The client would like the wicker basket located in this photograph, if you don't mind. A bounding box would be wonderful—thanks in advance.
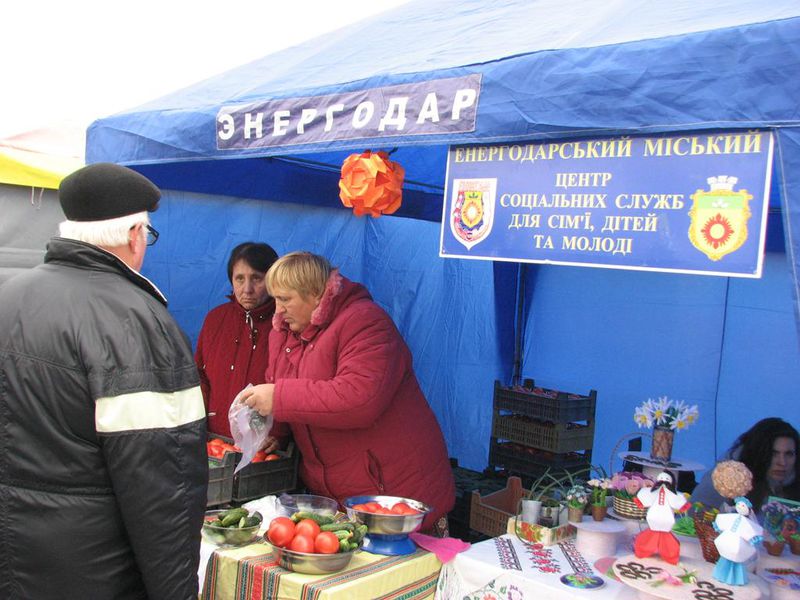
[612,495,646,519]
[693,512,720,563]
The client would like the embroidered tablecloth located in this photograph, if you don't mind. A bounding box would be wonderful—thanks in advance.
[435,534,637,599]
[200,542,441,600]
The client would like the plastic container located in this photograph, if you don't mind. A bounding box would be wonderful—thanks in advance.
[207,451,236,507]
[489,440,591,472]
[232,442,298,502]
[493,379,596,423]
[492,414,595,453]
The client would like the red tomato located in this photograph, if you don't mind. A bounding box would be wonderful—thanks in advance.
[208,438,226,446]
[265,454,281,461]
[364,502,382,513]
[288,534,316,553]
[207,444,225,459]
[251,450,267,463]
[351,503,367,512]
[314,531,340,554]
[267,517,296,548]
[391,502,419,515]
[294,518,321,539]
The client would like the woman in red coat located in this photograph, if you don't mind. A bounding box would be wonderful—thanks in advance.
[241,251,455,533]
[195,242,278,439]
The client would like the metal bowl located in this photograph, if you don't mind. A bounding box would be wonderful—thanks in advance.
[344,495,430,535]
[277,493,339,517]
[271,544,359,574]
[202,510,260,547]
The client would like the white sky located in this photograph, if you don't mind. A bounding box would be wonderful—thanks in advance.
[1,0,409,140]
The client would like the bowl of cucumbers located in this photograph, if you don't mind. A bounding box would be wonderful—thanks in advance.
[202,507,263,547]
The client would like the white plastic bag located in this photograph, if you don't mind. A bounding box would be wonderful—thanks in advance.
[229,384,273,474]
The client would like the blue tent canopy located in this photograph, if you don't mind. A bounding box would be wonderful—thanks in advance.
[87,0,800,474]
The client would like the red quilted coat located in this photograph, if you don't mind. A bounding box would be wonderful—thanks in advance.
[196,297,275,437]
[267,271,455,530]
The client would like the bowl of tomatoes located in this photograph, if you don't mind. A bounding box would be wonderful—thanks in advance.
[266,513,365,574]
[344,495,430,535]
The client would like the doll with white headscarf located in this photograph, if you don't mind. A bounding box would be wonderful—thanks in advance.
[712,496,763,585]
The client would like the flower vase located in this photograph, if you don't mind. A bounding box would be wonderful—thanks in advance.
[568,506,585,523]
[650,426,675,461]
[521,499,542,524]
[591,505,608,521]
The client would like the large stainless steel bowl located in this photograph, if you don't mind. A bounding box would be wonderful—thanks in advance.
[343,495,431,535]
[277,493,339,517]
[272,544,359,574]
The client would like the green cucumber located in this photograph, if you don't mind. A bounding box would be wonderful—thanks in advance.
[291,511,335,525]
[351,524,368,544]
[220,508,249,527]
[321,521,354,532]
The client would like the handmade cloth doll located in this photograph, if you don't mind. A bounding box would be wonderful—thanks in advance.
[634,471,691,564]
[712,497,763,586]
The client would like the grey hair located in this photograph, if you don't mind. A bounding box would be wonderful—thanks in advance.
[58,212,150,247]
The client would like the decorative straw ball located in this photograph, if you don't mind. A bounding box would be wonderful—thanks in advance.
[711,460,753,500]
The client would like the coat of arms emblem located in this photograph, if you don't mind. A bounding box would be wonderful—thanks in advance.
[449,178,497,250]
[688,176,753,261]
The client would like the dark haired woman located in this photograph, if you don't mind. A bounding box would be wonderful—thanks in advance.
[195,242,279,438]
[690,418,799,516]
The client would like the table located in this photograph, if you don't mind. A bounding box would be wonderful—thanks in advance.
[435,524,788,600]
[435,534,637,599]
[200,541,441,600]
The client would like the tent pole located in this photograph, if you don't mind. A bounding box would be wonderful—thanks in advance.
[511,263,526,385]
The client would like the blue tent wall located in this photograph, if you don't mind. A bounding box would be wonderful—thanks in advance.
[87,0,800,475]
[519,241,800,477]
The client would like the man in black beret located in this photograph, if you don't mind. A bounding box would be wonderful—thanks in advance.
[0,163,208,600]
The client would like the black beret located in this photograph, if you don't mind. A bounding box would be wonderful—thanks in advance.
[59,163,160,222]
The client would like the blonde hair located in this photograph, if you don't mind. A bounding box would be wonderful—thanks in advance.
[59,211,149,247]
[266,251,332,299]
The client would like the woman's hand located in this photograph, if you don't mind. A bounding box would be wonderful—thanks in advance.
[261,436,280,453]
[240,383,275,416]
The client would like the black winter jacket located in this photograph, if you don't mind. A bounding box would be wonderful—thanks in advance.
[0,238,208,600]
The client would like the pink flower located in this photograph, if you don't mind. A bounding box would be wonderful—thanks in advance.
[656,571,682,586]
[625,480,642,495]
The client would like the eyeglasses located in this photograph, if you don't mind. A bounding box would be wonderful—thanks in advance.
[144,224,159,246]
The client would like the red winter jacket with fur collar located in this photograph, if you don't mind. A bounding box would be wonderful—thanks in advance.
[267,271,455,530]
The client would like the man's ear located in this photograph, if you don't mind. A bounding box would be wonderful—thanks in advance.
[128,223,143,253]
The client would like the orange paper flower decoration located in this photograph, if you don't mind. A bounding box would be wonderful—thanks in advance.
[339,150,404,217]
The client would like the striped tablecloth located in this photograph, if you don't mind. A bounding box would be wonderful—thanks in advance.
[201,543,441,600]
